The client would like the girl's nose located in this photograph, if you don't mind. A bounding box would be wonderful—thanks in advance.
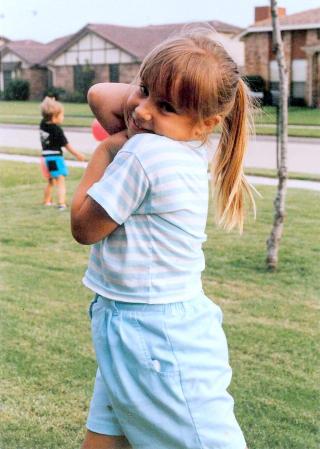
[135,100,152,121]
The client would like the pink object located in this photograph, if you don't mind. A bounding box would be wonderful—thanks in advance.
[92,119,109,141]
[40,157,50,179]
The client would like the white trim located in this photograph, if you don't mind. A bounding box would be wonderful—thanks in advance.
[239,23,320,39]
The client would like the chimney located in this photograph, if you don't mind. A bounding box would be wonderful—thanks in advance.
[254,6,286,22]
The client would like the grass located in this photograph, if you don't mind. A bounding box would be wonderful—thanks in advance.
[2,146,320,182]
[0,146,91,161]
[255,126,320,138]
[0,161,319,449]
[0,101,94,127]
[255,106,320,126]
[1,101,320,137]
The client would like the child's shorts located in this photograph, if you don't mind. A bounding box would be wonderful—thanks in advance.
[86,294,247,449]
[43,155,68,178]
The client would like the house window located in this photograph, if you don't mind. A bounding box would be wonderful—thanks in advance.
[291,59,306,102]
[47,69,53,89]
[109,64,119,82]
[73,64,95,95]
[3,70,12,89]
[74,65,83,91]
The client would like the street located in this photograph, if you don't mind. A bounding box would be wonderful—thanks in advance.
[1,124,319,174]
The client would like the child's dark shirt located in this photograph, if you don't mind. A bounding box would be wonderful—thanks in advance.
[40,119,68,157]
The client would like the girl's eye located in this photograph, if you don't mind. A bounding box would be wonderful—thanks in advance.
[140,84,149,97]
[159,101,176,113]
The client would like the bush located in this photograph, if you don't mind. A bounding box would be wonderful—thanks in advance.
[243,75,266,93]
[4,79,30,100]
[43,86,66,101]
[61,90,86,103]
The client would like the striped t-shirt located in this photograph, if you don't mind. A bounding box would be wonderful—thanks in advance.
[83,133,209,304]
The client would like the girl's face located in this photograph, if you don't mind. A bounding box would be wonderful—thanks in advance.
[125,83,204,141]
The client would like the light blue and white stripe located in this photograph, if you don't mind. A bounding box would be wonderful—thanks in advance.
[83,133,209,304]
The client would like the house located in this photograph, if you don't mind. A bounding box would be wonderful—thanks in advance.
[0,36,71,99]
[240,6,320,107]
[44,20,243,94]
[0,20,243,100]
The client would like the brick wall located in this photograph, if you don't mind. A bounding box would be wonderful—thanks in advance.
[291,30,307,59]
[54,66,74,92]
[119,63,140,83]
[53,63,141,91]
[22,67,48,100]
[93,65,109,84]
[244,32,270,84]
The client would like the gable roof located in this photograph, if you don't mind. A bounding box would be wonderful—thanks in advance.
[1,35,72,66]
[241,7,320,37]
[44,20,243,63]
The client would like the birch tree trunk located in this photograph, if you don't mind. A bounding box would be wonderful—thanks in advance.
[266,0,289,270]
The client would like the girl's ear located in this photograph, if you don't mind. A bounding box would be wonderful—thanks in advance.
[203,115,221,131]
[194,115,221,139]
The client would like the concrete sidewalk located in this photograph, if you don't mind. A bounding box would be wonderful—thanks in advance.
[1,123,320,175]
[1,153,319,191]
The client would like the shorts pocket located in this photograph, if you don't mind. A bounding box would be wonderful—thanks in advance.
[133,317,180,377]
[88,294,99,320]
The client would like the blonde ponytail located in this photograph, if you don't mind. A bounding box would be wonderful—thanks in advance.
[212,79,256,233]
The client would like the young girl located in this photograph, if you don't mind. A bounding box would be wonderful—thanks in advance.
[40,97,85,209]
[71,30,254,449]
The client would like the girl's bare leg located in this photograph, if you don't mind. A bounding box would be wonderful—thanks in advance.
[43,178,54,204]
[56,175,66,206]
[81,430,131,449]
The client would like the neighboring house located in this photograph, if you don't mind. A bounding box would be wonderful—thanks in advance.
[0,36,71,99]
[240,6,320,107]
[0,20,243,99]
[0,36,10,47]
[44,21,243,92]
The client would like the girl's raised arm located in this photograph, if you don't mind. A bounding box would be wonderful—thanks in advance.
[87,82,132,135]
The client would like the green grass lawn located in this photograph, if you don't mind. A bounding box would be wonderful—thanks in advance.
[255,106,320,126]
[0,101,94,127]
[1,101,320,137]
[0,161,319,449]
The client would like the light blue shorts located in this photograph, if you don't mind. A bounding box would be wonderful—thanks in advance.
[87,294,246,449]
[44,155,68,178]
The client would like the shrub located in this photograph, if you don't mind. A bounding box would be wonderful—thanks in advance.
[243,75,266,93]
[43,87,66,101]
[4,79,30,100]
[61,90,87,103]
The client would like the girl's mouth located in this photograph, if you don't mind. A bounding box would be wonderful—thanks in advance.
[130,116,153,134]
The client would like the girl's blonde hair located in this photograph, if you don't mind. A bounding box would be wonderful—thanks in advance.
[40,96,63,121]
[139,29,255,233]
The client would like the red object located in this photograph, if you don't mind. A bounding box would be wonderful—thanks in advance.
[40,156,50,180]
[91,119,109,141]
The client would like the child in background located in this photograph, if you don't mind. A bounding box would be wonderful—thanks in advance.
[40,97,85,209]
[72,29,254,449]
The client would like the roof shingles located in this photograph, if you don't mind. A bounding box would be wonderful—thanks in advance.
[253,7,320,28]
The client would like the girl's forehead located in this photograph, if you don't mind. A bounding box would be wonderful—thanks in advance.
[141,77,177,102]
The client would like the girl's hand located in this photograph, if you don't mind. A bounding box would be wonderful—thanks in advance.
[77,153,86,162]
[107,130,129,160]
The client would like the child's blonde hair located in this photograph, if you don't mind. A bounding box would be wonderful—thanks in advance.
[138,29,255,233]
[40,96,63,121]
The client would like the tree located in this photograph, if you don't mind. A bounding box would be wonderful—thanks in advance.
[266,0,289,270]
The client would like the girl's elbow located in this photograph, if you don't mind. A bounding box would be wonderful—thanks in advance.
[71,219,93,245]
[71,226,91,245]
